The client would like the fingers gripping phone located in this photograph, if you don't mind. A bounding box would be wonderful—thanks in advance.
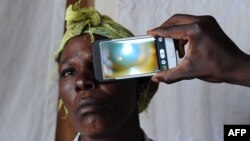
[93,36,177,82]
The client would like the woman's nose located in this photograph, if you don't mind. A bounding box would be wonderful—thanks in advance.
[76,80,96,91]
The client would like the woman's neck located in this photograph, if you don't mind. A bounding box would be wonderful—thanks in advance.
[80,109,144,141]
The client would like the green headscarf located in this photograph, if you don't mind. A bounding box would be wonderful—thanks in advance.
[56,2,158,114]
[55,3,133,57]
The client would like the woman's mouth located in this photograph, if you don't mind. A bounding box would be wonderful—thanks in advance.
[76,97,105,116]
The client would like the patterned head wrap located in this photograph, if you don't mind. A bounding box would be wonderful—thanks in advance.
[55,3,133,57]
[56,2,158,114]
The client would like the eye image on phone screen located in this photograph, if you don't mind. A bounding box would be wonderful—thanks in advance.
[100,38,159,79]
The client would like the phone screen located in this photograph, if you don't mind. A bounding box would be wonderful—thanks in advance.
[100,37,159,79]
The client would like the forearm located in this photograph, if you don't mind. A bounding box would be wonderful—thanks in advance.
[223,53,250,87]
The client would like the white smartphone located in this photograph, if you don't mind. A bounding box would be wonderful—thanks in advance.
[93,35,177,82]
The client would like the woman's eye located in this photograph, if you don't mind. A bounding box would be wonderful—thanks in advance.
[61,68,77,77]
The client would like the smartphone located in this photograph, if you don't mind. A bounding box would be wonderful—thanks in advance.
[93,35,177,82]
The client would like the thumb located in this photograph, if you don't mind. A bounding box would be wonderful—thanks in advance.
[151,63,192,84]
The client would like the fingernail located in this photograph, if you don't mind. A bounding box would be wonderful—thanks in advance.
[151,77,159,83]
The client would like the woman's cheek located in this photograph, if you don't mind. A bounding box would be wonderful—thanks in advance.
[60,81,77,108]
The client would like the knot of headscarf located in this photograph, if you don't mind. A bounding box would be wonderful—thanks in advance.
[55,4,133,58]
[56,3,158,114]
[66,5,101,28]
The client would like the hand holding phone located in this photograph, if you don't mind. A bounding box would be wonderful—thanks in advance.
[93,36,177,82]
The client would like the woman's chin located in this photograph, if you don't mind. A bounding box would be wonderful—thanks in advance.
[77,114,116,137]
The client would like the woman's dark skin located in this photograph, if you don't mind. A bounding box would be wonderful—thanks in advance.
[148,14,250,87]
[58,35,145,141]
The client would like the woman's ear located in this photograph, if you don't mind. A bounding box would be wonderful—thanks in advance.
[137,77,159,95]
[136,77,159,112]
[136,77,148,99]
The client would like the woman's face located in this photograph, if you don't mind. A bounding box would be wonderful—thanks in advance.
[58,35,138,137]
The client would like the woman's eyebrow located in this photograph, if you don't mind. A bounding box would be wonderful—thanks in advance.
[59,58,73,66]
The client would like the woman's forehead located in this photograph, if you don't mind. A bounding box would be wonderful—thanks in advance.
[59,35,93,63]
[58,34,109,65]
[66,35,92,52]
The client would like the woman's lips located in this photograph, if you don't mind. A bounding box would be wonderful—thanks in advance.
[76,98,105,116]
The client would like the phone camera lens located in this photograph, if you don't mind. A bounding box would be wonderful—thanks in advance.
[161,60,166,64]
[158,37,163,42]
